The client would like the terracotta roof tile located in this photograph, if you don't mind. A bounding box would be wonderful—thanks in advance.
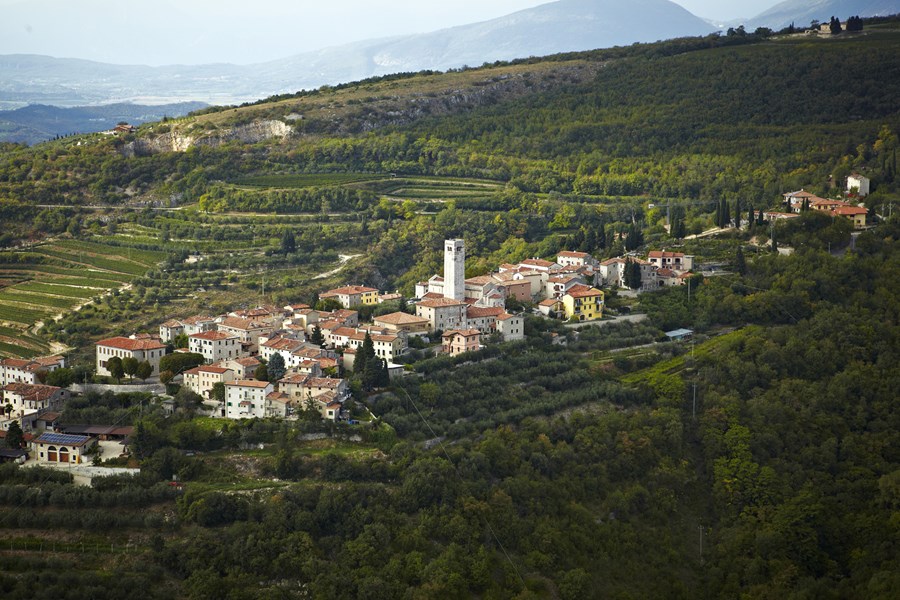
[96,336,165,351]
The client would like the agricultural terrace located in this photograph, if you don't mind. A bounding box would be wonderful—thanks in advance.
[200,173,506,214]
[0,239,165,357]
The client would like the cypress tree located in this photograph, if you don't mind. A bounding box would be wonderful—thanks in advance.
[5,421,24,449]
[311,325,324,346]
[356,333,375,375]
[735,246,747,275]
[583,228,597,252]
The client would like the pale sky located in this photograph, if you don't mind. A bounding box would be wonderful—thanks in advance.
[0,0,781,65]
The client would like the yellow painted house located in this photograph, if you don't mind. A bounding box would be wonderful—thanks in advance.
[562,285,605,321]
[320,285,379,308]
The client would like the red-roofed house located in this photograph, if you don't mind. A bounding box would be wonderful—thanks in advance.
[562,285,604,321]
[811,199,851,212]
[224,380,274,419]
[465,305,505,334]
[647,250,694,272]
[319,285,379,308]
[181,315,217,336]
[217,317,273,354]
[832,205,868,228]
[538,298,563,317]
[545,274,585,299]
[279,375,349,403]
[0,356,65,386]
[415,297,467,332]
[183,365,235,399]
[519,258,562,272]
[492,277,532,303]
[259,334,308,364]
[219,356,262,379]
[96,337,166,378]
[496,313,524,341]
[557,251,598,269]
[783,189,828,212]
[189,331,241,364]
[2,383,67,420]
[266,391,293,418]
[442,329,482,356]
[373,312,431,335]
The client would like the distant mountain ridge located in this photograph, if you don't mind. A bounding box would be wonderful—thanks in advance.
[0,0,714,110]
[746,0,900,29]
[0,102,208,145]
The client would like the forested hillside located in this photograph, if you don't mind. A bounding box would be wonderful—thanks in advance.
[0,23,899,600]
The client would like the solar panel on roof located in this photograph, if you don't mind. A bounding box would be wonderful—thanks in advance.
[37,433,90,445]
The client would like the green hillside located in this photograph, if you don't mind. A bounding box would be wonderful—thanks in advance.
[0,24,899,600]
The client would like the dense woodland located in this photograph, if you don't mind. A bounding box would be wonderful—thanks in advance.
[1,22,899,600]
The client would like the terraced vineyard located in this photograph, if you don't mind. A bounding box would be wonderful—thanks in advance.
[368,176,505,203]
[222,173,507,210]
[234,173,390,188]
[0,239,167,358]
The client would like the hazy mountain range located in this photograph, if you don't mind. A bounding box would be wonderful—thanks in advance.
[747,0,900,30]
[0,0,897,145]
[0,0,715,109]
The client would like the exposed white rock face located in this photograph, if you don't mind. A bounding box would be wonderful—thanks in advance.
[123,120,292,156]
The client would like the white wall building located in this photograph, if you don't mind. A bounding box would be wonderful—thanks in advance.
[847,173,870,197]
[95,337,165,378]
[0,356,65,386]
[224,380,274,420]
[189,331,241,364]
[497,313,525,341]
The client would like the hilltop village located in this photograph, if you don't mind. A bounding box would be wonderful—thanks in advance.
[0,237,702,464]
[0,168,878,466]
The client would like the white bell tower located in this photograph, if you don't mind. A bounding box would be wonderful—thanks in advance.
[444,239,465,301]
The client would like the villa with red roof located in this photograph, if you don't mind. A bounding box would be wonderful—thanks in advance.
[183,365,236,399]
[0,356,65,386]
[189,331,241,364]
[95,336,166,378]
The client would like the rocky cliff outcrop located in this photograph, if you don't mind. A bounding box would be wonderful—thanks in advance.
[122,119,292,156]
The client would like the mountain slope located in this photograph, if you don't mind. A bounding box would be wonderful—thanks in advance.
[330,0,715,73]
[0,0,714,109]
[748,0,900,29]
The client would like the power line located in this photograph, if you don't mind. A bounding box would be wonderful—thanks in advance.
[398,388,525,586]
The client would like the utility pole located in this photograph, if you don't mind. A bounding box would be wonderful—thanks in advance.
[699,525,703,562]
[692,382,697,419]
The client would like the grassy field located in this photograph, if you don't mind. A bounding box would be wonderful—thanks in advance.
[0,238,168,358]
